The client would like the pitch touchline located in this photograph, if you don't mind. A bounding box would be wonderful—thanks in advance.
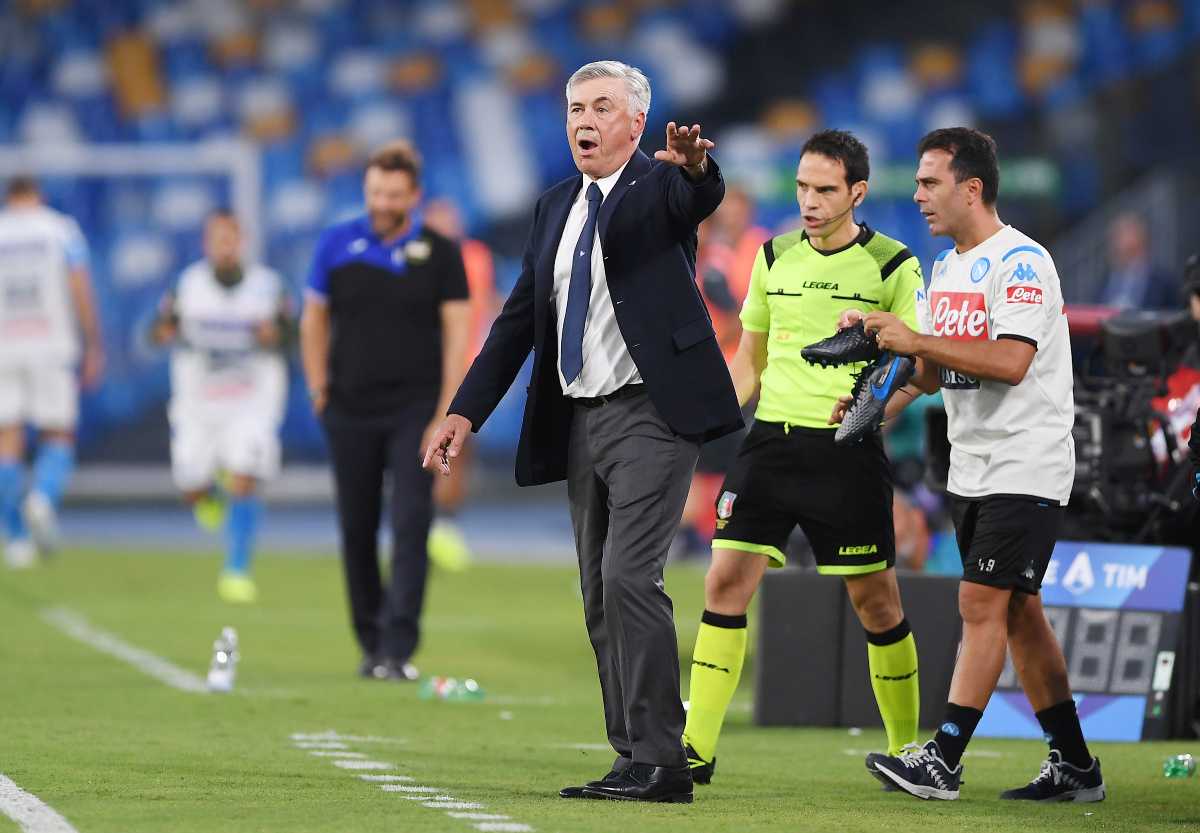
[292,732,535,832]
[40,607,208,694]
[0,773,80,833]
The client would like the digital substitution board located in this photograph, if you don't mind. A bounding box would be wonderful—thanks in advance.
[976,542,1192,742]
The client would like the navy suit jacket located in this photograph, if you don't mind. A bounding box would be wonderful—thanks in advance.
[448,149,743,486]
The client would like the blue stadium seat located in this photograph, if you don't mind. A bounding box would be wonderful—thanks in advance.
[965,23,1024,119]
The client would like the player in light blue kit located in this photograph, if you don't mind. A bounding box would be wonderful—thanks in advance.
[0,177,104,568]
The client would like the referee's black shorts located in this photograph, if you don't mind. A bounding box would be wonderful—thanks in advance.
[712,421,895,575]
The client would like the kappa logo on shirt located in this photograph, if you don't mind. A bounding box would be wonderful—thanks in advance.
[1006,285,1043,305]
[930,291,989,340]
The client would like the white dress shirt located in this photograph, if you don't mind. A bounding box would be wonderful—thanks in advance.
[553,160,642,397]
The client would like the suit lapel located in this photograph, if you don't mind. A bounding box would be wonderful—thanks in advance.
[597,149,652,246]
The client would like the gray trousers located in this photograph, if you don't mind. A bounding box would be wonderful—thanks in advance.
[567,390,700,768]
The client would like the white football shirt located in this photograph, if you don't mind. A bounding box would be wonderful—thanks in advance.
[917,225,1075,503]
[168,261,288,426]
[0,204,89,365]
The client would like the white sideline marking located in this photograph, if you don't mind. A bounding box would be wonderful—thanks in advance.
[40,607,208,694]
[291,731,406,745]
[424,801,484,810]
[379,785,439,793]
[488,695,559,706]
[0,773,79,833]
[293,730,536,830]
[332,760,394,771]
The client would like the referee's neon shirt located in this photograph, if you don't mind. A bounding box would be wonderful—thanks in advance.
[740,224,924,428]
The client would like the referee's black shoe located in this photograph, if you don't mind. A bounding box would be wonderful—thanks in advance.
[558,767,629,799]
[801,321,882,367]
[581,763,693,803]
[685,743,715,785]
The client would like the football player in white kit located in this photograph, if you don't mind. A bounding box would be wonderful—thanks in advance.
[151,211,291,603]
[0,177,105,568]
[834,129,1104,803]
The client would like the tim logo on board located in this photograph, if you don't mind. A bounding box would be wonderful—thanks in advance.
[1042,542,1191,611]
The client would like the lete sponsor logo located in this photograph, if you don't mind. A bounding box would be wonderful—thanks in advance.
[1006,285,1043,305]
[930,291,989,339]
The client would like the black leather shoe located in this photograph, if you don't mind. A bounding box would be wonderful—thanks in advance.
[558,768,627,799]
[581,763,693,803]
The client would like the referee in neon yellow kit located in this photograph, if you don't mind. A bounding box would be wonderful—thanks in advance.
[682,130,925,788]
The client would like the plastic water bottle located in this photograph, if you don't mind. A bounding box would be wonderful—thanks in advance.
[418,676,485,702]
[206,627,239,693]
[1163,754,1196,778]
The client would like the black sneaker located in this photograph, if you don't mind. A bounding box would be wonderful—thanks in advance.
[864,753,900,791]
[801,321,882,367]
[867,740,961,800]
[358,654,380,678]
[1000,750,1105,802]
[685,743,715,785]
[834,351,915,447]
[362,657,419,682]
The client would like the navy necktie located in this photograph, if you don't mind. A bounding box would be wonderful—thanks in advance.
[561,182,602,385]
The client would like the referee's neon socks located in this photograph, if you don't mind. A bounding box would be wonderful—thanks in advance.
[866,619,920,755]
[683,610,747,763]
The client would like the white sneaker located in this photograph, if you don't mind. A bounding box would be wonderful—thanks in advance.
[4,538,37,569]
[22,491,58,556]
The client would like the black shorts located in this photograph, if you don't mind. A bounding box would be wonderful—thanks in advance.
[712,421,895,575]
[951,494,1064,594]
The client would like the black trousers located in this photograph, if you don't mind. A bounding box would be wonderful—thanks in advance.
[323,397,435,662]
[567,391,700,768]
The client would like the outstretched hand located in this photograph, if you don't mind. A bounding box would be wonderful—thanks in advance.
[421,414,472,476]
[653,122,714,172]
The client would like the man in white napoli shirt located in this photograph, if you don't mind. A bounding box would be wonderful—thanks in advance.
[0,177,104,568]
[843,128,1104,804]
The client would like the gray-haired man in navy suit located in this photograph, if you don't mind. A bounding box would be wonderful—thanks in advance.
[422,60,740,803]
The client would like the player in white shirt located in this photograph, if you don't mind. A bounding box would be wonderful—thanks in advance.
[0,177,104,568]
[151,211,292,603]
[840,129,1104,803]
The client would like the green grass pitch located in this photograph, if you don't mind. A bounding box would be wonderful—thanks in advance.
[1,549,1197,832]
